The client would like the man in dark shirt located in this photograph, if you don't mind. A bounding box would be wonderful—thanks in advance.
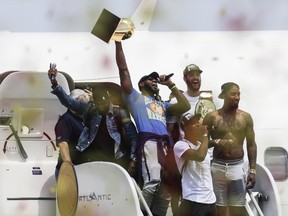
[49,68,138,176]
[54,89,89,179]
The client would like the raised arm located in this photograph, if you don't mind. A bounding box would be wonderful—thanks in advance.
[159,76,190,116]
[182,125,208,162]
[48,68,88,115]
[115,41,133,94]
[166,85,190,116]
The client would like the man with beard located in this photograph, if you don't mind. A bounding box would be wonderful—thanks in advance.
[115,41,190,216]
[202,82,257,216]
[167,64,207,215]
[167,64,204,141]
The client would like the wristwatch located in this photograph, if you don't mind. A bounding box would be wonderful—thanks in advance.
[249,169,256,175]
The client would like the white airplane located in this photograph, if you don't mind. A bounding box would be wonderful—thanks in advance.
[0,1,288,215]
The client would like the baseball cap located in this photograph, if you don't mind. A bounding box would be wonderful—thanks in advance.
[183,64,203,75]
[180,113,202,128]
[138,71,159,87]
[218,82,239,99]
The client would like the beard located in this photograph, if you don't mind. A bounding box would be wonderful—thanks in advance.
[188,81,201,92]
[144,82,159,94]
[231,101,239,109]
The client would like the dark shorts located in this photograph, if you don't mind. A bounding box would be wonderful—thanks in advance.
[179,199,216,216]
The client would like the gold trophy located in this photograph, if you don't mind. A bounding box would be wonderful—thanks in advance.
[91,9,135,43]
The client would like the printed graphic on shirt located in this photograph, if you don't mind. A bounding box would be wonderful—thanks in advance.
[144,97,166,125]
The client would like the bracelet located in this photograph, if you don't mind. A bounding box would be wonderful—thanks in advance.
[122,118,131,124]
[215,139,220,144]
[169,85,176,90]
[203,134,208,137]
[249,169,256,175]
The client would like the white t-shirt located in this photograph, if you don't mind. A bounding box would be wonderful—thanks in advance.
[168,91,214,160]
[168,91,199,139]
[173,139,216,204]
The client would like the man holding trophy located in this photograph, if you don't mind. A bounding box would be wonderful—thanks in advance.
[91,8,191,216]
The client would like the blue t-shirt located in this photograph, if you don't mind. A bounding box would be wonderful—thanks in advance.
[123,89,170,135]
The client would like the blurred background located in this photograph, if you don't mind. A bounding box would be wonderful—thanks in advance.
[1,0,288,129]
[1,0,288,32]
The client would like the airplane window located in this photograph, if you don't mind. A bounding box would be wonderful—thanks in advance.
[264,147,288,181]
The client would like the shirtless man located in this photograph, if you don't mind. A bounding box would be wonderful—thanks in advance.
[202,82,257,216]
